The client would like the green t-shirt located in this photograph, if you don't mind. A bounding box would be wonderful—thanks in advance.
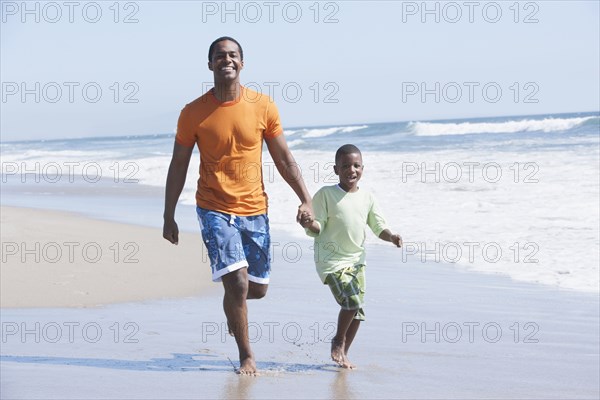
[306,185,388,283]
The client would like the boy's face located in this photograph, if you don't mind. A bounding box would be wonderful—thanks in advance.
[334,152,363,192]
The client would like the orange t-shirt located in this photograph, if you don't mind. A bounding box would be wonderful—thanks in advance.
[175,86,283,216]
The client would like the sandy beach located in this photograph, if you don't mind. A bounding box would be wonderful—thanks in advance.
[1,206,599,399]
[1,206,214,308]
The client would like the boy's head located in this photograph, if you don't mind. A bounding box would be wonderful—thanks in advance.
[334,144,363,192]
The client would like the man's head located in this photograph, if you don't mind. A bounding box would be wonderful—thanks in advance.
[208,37,244,84]
[334,144,363,192]
[208,36,244,61]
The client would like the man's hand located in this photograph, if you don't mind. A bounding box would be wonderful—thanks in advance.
[163,219,180,245]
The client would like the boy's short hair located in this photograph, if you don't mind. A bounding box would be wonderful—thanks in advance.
[335,144,362,163]
[208,36,244,61]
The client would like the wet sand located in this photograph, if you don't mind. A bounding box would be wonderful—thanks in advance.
[1,207,598,399]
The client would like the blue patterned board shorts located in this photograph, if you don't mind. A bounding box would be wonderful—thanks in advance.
[196,207,271,284]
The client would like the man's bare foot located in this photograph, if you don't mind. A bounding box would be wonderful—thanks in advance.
[237,356,257,376]
[331,338,346,366]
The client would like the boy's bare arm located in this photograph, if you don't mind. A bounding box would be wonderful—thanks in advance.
[378,229,402,247]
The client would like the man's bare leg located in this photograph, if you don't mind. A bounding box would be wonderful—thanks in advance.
[247,281,268,299]
[331,309,357,369]
[226,282,267,336]
[222,268,256,375]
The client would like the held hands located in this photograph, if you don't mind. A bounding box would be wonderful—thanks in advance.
[296,202,314,226]
[299,210,320,234]
[299,206,323,235]
[299,211,313,228]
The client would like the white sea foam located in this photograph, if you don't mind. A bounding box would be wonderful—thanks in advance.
[301,125,368,138]
[409,116,596,136]
[1,149,120,162]
[286,139,305,148]
[263,146,600,294]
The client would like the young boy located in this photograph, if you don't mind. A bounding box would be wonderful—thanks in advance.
[299,144,402,369]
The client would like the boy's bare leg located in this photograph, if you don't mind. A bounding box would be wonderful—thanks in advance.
[222,268,256,375]
[332,309,358,369]
[344,319,361,359]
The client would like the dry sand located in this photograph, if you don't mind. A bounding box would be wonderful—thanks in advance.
[1,206,214,308]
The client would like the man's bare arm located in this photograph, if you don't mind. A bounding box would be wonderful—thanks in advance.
[163,141,194,244]
[265,134,313,222]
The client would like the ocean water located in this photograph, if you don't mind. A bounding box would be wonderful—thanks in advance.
[1,111,599,293]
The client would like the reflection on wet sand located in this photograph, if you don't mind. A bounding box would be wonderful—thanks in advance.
[330,368,357,400]
[223,372,257,399]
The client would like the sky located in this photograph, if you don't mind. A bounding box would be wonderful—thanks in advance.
[1,0,599,141]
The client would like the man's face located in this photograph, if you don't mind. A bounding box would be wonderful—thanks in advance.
[334,152,364,192]
[208,40,244,83]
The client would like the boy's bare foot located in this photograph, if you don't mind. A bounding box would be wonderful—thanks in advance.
[237,356,257,375]
[331,338,346,366]
[341,357,356,369]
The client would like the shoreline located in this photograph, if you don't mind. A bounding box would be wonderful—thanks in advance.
[0,206,216,308]
[2,203,596,309]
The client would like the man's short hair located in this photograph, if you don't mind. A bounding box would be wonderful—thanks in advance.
[208,36,244,61]
[335,144,362,163]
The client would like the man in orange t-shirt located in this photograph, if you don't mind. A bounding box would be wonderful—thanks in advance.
[163,37,313,375]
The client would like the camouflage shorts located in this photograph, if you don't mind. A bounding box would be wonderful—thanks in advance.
[325,264,366,321]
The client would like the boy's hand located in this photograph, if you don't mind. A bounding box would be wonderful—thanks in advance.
[378,229,402,247]
[391,234,403,248]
